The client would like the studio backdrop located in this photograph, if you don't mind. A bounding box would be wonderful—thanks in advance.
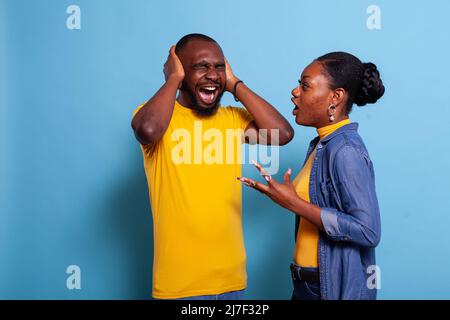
[1,0,450,299]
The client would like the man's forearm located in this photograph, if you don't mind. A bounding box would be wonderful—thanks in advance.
[131,76,180,145]
[234,81,294,145]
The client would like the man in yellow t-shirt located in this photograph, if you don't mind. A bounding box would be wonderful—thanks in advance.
[131,33,294,299]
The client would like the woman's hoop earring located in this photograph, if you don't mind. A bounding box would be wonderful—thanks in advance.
[328,104,336,122]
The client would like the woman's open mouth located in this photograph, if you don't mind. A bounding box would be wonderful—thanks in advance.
[292,105,299,115]
[197,85,220,106]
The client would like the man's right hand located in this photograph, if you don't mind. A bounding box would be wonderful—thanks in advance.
[163,45,185,88]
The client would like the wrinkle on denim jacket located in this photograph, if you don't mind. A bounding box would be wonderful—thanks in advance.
[294,122,381,300]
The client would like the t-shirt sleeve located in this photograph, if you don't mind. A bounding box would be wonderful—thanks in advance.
[231,106,254,131]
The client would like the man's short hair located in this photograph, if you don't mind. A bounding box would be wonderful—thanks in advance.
[175,33,219,54]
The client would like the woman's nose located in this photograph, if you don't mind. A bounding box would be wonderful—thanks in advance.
[291,86,300,98]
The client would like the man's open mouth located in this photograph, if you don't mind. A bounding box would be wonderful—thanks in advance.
[197,85,220,106]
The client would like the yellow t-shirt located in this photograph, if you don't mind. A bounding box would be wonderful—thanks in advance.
[293,119,351,267]
[132,100,253,299]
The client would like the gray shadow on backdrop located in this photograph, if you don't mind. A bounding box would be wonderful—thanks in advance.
[103,139,154,299]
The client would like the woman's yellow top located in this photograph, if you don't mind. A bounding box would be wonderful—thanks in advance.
[293,119,351,267]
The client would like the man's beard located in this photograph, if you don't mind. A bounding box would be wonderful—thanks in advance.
[182,86,224,117]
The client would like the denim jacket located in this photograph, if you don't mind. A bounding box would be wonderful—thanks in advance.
[295,122,381,300]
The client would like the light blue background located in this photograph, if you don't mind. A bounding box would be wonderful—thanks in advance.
[1,0,449,299]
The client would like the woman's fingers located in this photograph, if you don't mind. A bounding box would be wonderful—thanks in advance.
[251,160,265,173]
[251,160,272,182]
[284,168,292,184]
[237,177,270,194]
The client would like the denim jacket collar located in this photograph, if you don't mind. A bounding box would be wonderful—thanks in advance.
[308,122,359,149]
[319,122,359,143]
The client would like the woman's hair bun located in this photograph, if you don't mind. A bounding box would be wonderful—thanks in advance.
[354,62,385,106]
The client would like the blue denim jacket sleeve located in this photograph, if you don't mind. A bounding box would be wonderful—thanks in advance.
[320,145,381,248]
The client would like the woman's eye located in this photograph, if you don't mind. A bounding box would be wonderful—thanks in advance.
[298,80,307,90]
